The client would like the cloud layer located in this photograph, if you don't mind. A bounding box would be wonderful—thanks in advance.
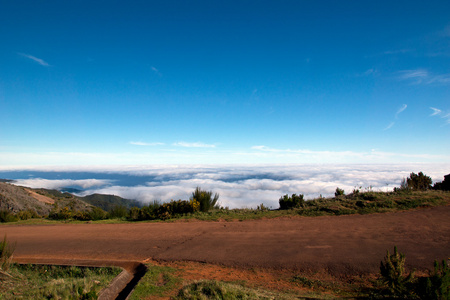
[6,164,449,209]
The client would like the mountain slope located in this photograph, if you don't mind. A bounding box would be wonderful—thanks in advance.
[79,194,142,212]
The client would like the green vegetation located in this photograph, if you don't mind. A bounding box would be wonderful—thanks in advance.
[372,246,450,299]
[0,235,120,299]
[79,193,142,211]
[335,187,345,197]
[0,264,121,299]
[192,186,220,212]
[279,193,305,209]
[128,264,180,300]
[378,246,415,297]
[0,235,15,272]
[434,173,450,191]
[407,172,433,191]
[177,280,275,299]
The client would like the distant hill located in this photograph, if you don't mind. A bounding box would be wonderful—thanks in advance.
[79,194,142,212]
[0,182,52,215]
[0,182,93,216]
[0,182,142,216]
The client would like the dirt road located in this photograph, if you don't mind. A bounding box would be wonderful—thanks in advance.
[1,206,449,275]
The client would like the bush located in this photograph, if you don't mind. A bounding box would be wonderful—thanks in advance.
[108,205,128,219]
[407,172,432,191]
[335,187,345,197]
[279,194,304,209]
[0,235,15,271]
[192,187,219,212]
[128,207,142,221]
[416,259,450,300]
[48,207,72,220]
[87,207,106,221]
[379,246,415,297]
[0,210,18,223]
[16,209,40,220]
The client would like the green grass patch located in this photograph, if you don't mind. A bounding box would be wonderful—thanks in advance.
[128,264,180,300]
[0,264,121,299]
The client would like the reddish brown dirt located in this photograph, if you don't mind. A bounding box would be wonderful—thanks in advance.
[1,206,449,276]
[25,189,55,204]
[24,188,55,204]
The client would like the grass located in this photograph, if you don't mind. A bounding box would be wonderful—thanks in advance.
[129,263,337,299]
[1,190,449,225]
[0,264,121,299]
[128,264,180,299]
[171,190,450,222]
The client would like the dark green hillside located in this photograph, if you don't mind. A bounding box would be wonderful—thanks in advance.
[79,193,142,212]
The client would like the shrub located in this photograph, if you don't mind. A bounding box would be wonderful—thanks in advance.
[108,205,129,219]
[279,194,304,209]
[191,187,219,212]
[16,209,40,220]
[0,235,15,271]
[379,246,415,297]
[407,172,432,191]
[48,206,72,220]
[335,187,345,197]
[416,259,450,300]
[0,210,18,223]
[86,207,106,221]
[128,207,142,221]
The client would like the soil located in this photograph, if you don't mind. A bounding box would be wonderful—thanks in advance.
[24,188,55,204]
[1,206,449,277]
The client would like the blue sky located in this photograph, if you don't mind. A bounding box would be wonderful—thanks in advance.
[1,0,449,166]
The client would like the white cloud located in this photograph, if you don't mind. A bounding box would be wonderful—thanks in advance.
[130,141,164,146]
[429,107,450,125]
[384,122,395,130]
[6,164,450,209]
[398,69,450,85]
[173,142,216,148]
[18,53,50,67]
[430,107,442,116]
[396,104,407,117]
[14,178,111,190]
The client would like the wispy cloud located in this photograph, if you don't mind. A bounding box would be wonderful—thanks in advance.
[383,122,395,131]
[430,107,442,116]
[395,104,407,118]
[398,69,450,85]
[383,104,407,130]
[383,49,412,55]
[18,53,50,67]
[173,142,216,148]
[130,141,165,146]
[429,107,450,125]
[151,66,162,77]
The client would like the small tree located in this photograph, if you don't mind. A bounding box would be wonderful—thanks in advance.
[416,259,450,300]
[433,174,450,191]
[407,172,432,191]
[192,187,219,212]
[379,246,415,297]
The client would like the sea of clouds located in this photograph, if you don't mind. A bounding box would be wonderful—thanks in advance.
[1,164,449,209]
